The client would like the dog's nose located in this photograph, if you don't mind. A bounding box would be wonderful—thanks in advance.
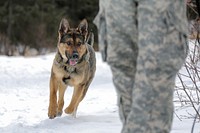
[72,52,79,59]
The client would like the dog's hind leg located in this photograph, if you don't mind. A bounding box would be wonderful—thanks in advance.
[57,83,67,117]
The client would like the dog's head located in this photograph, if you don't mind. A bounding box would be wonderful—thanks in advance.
[57,18,88,66]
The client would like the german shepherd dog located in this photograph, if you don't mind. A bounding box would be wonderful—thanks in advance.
[48,18,96,119]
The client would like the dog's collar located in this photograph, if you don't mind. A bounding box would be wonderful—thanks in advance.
[54,52,75,73]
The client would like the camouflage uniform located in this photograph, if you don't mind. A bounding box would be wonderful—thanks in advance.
[94,0,188,133]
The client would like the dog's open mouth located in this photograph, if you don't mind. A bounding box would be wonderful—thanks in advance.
[69,59,78,66]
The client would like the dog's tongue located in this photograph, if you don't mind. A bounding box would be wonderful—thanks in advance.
[69,59,78,66]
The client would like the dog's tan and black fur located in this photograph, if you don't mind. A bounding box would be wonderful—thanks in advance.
[48,18,96,119]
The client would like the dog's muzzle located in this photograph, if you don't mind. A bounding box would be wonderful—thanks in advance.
[69,52,79,66]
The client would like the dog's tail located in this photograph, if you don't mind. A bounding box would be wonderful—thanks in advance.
[86,31,94,46]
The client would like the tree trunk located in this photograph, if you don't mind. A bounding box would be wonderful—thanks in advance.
[7,0,12,40]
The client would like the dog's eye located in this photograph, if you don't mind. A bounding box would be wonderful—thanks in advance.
[77,42,82,46]
[67,41,71,46]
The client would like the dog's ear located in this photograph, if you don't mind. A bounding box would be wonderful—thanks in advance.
[77,19,88,36]
[59,18,70,35]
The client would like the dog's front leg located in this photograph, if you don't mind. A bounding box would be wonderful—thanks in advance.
[65,84,89,118]
[48,74,58,119]
[57,82,67,117]
[65,85,82,117]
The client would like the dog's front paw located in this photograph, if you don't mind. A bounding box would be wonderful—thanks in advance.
[65,106,75,114]
[48,106,57,119]
[48,113,56,119]
[65,107,77,118]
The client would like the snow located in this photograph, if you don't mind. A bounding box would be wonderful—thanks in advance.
[0,52,199,133]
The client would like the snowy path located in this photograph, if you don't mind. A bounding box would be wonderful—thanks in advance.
[0,53,199,133]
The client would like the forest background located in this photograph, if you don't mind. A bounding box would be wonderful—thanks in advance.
[0,0,199,56]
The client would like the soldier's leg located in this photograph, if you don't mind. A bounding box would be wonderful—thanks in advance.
[106,1,138,124]
[110,64,136,123]
[122,1,188,133]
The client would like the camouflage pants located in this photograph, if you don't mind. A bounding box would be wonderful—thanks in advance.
[94,0,188,132]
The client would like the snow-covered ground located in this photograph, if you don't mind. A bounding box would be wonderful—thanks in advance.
[0,52,199,133]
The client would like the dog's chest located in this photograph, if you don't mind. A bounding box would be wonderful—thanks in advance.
[63,69,86,86]
[54,64,87,86]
